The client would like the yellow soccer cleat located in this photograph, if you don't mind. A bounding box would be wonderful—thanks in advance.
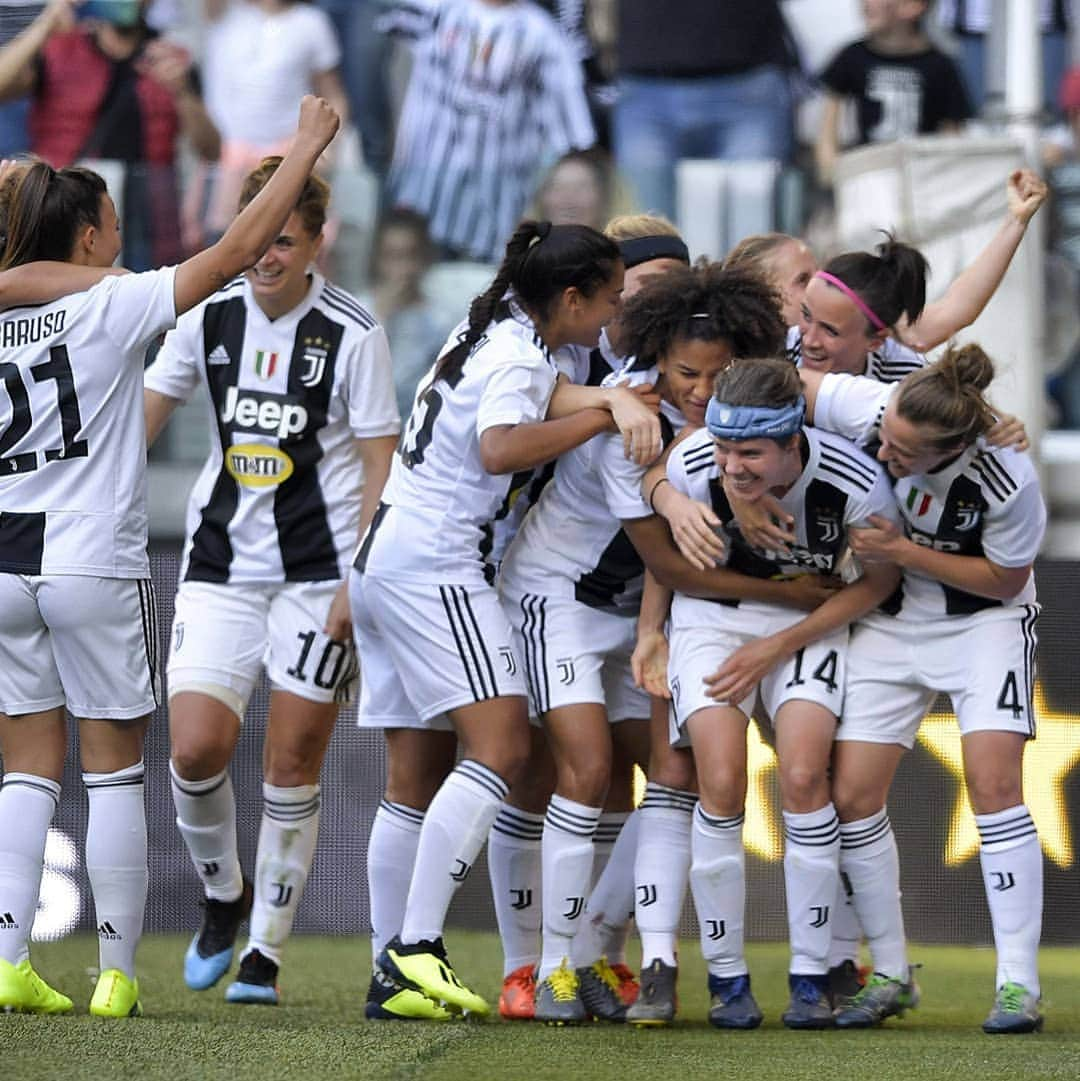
[0,958,73,1015]
[380,936,490,1017]
[365,968,454,1021]
[89,969,142,1018]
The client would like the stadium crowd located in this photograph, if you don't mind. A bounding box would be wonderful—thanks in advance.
[0,0,1072,1042]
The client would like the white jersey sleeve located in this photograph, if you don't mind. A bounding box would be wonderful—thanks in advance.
[341,324,401,439]
[596,433,651,521]
[813,373,894,448]
[144,304,205,404]
[477,339,556,434]
[977,448,1046,568]
[102,267,178,354]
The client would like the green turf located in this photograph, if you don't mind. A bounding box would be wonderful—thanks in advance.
[5,934,1080,1080]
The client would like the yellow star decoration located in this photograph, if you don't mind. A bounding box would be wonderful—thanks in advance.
[918,683,1080,869]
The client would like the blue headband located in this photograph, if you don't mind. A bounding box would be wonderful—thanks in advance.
[705,396,806,441]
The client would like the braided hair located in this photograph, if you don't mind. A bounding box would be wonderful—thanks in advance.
[617,261,786,372]
[435,220,620,382]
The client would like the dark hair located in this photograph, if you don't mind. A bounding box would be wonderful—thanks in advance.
[618,261,786,371]
[238,156,329,237]
[369,206,434,281]
[821,233,929,334]
[894,342,997,449]
[712,356,804,443]
[435,220,620,382]
[0,162,107,269]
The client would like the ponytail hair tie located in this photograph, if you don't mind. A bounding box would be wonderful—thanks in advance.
[531,221,552,246]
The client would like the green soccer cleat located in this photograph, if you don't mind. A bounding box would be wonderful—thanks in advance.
[89,969,142,1018]
[834,971,919,1028]
[365,968,454,1021]
[379,936,489,1017]
[0,958,73,1015]
[534,960,586,1025]
[982,982,1043,1035]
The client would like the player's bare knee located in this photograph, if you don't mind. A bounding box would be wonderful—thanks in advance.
[169,735,234,782]
[779,763,829,813]
[698,768,746,818]
[555,759,609,807]
[832,782,884,823]
[966,772,1023,816]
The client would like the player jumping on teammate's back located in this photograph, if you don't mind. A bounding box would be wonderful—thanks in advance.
[353,220,662,1020]
[145,154,399,1007]
[0,96,340,1017]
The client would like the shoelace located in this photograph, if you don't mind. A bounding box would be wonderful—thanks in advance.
[591,957,621,994]
[548,964,579,1002]
[998,982,1029,1013]
[794,978,826,1004]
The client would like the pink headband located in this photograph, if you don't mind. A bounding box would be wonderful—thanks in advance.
[815,271,887,332]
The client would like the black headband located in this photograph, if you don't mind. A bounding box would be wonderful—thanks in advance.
[618,234,690,269]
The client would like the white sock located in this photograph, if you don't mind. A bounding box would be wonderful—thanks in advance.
[169,762,243,902]
[367,800,424,965]
[488,805,543,976]
[690,805,747,979]
[826,870,861,969]
[245,783,320,966]
[539,794,601,979]
[635,783,694,967]
[839,809,907,980]
[0,773,60,964]
[977,805,1042,996]
[84,762,147,980]
[573,811,637,967]
[400,760,508,945]
[783,803,840,976]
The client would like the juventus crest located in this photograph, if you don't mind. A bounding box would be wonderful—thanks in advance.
[300,337,330,387]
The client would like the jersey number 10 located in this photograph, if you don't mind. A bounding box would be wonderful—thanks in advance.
[0,346,88,475]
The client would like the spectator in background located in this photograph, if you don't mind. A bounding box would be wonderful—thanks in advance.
[937,0,1072,118]
[613,0,798,222]
[0,1,43,156]
[191,0,348,245]
[0,0,220,269]
[382,0,595,263]
[533,148,613,232]
[815,0,972,188]
[362,208,455,417]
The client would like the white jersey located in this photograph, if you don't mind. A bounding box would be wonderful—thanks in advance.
[665,425,899,636]
[145,273,399,585]
[786,325,926,383]
[809,370,1046,622]
[0,268,177,578]
[501,363,683,612]
[356,304,559,586]
[384,0,595,261]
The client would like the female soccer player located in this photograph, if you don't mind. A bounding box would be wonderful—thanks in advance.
[661,356,900,1030]
[143,159,399,1005]
[498,259,789,1024]
[0,96,340,1017]
[803,345,1046,1035]
[352,221,659,1020]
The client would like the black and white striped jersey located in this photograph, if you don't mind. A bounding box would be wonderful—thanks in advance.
[665,425,898,635]
[355,303,559,587]
[0,268,177,578]
[501,362,684,613]
[786,325,926,384]
[383,0,595,261]
[808,370,1046,621]
[145,273,399,585]
[880,443,1044,621]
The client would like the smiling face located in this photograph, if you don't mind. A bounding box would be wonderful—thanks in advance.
[767,238,817,327]
[798,275,885,375]
[657,336,733,428]
[560,263,625,349]
[713,432,801,501]
[247,210,322,319]
[876,402,961,479]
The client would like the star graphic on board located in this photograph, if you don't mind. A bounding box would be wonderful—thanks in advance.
[917,683,1080,869]
[745,720,781,861]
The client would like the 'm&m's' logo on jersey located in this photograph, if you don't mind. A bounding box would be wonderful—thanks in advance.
[225,443,295,488]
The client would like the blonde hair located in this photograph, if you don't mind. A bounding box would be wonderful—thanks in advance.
[604,213,680,243]
[724,233,798,278]
[238,157,330,237]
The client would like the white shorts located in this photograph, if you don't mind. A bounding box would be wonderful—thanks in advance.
[350,569,525,729]
[0,574,158,720]
[837,606,1040,749]
[502,588,649,723]
[668,623,846,748]
[167,580,358,716]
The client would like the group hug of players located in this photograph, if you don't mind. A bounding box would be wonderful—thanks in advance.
[0,98,1051,1035]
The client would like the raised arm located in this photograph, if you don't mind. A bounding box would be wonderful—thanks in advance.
[0,0,73,101]
[902,169,1048,352]
[173,95,339,315]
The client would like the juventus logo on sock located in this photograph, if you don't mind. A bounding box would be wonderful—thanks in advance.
[509,888,533,910]
[450,859,471,882]
[809,905,830,928]
[990,871,1016,892]
[562,896,584,920]
[201,861,220,877]
[637,884,658,907]
[705,919,726,940]
[269,883,294,907]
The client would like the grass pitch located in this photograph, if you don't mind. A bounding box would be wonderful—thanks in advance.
[5,934,1080,1080]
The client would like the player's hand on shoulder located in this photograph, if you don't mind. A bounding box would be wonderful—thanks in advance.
[658,487,725,571]
[986,411,1029,452]
[608,383,661,465]
[848,514,905,564]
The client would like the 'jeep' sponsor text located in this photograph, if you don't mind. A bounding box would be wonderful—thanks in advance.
[220,386,308,439]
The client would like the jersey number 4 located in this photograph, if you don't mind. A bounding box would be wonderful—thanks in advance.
[399,385,444,470]
[0,346,88,475]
